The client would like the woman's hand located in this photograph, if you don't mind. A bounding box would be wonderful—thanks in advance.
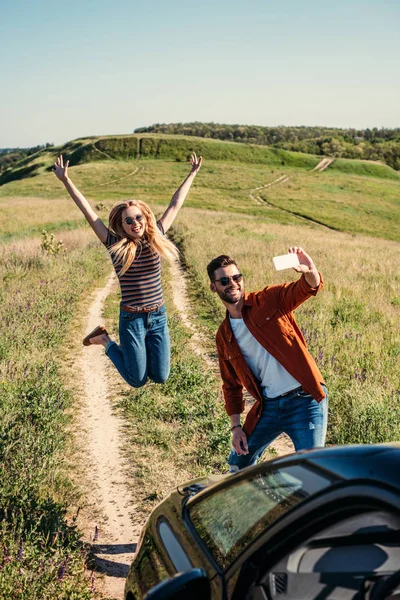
[51,154,108,243]
[158,152,202,233]
[52,155,69,182]
[189,152,203,174]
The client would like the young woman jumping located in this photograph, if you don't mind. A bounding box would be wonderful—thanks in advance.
[52,152,202,387]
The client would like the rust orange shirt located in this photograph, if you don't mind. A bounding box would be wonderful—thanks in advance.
[216,273,326,436]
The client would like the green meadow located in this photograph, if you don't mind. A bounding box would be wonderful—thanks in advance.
[0,134,399,597]
[0,230,110,599]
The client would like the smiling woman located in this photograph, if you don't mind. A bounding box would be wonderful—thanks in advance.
[52,152,202,388]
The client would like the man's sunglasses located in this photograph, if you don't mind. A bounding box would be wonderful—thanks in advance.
[213,273,243,286]
[124,215,144,225]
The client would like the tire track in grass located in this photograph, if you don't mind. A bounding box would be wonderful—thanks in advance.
[249,175,290,205]
[313,157,334,172]
[248,158,336,230]
[86,166,143,190]
[169,258,215,370]
[95,167,142,188]
[93,142,118,162]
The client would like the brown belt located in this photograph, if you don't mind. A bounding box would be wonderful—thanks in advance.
[120,300,165,314]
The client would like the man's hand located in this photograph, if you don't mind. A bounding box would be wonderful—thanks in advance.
[52,154,69,183]
[232,427,249,455]
[189,152,202,174]
[288,246,316,273]
[288,246,320,288]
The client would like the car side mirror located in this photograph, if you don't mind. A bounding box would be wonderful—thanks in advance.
[144,568,211,600]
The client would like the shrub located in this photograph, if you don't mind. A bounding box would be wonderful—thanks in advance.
[41,230,64,255]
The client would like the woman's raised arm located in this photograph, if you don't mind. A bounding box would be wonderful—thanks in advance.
[158,152,202,233]
[52,155,108,243]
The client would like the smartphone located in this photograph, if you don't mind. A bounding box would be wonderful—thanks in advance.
[272,253,300,271]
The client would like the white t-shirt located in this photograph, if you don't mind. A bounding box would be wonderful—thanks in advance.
[229,317,301,398]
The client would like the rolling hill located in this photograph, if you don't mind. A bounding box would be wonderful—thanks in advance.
[1,133,399,241]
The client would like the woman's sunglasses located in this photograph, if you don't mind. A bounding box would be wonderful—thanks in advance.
[124,215,144,225]
[213,273,243,287]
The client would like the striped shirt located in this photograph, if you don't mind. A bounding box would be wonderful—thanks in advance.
[103,223,163,308]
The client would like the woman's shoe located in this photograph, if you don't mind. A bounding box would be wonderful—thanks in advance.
[82,325,108,346]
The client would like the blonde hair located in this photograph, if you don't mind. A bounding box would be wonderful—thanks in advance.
[108,200,179,276]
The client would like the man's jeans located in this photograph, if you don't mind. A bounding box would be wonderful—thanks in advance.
[105,304,170,388]
[228,385,328,471]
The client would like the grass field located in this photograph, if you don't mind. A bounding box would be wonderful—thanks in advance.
[1,155,399,240]
[261,168,400,240]
[0,230,110,598]
[0,134,399,597]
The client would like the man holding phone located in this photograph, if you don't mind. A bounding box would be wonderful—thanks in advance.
[207,247,328,472]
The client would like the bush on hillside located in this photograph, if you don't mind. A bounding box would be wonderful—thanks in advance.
[96,136,139,159]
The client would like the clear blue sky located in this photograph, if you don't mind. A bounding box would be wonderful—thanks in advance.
[1,0,399,147]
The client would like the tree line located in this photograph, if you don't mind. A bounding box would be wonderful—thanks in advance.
[0,143,53,176]
[134,123,400,170]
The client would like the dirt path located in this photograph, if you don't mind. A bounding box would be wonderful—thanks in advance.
[313,157,334,172]
[75,258,294,600]
[248,159,336,231]
[77,274,142,600]
[93,142,118,162]
[169,259,215,370]
[249,157,334,206]
[95,167,142,188]
[249,175,291,205]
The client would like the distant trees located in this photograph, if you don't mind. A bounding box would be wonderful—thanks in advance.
[134,123,400,170]
[0,143,54,176]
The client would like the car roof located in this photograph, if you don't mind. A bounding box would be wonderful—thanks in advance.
[186,444,400,505]
[276,444,400,488]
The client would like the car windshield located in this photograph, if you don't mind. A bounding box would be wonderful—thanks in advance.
[187,465,333,569]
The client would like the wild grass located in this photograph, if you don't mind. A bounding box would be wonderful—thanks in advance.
[2,158,399,241]
[0,232,110,598]
[0,195,85,241]
[261,169,400,240]
[330,158,399,180]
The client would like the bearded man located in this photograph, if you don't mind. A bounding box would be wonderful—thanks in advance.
[207,248,328,472]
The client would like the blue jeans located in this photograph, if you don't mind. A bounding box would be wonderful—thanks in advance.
[105,304,170,388]
[228,385,328,471]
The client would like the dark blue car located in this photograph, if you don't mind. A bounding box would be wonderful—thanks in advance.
[124,444,400,600]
